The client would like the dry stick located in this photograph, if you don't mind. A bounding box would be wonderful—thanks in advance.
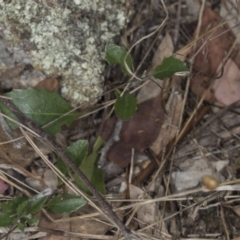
[173,0,182,45]
[220,205,230,240]
[98,119,123,168]
[0,97,134,240]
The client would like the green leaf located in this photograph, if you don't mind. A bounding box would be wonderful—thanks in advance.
[0,195,45,229]
[105,43,133,75]
[0,88,79,135]
[115,93,137,121]
[16,199,28,216]
[56,156,69,176]
[65,140,88,166]
[17,196,47,216]
[17,222,25,231]
[153,56,188,79]
[0,212,15,227]
[74,136,106,195]
[57,140,89,176]
[27,196,48,214]
[1,196,26,214]
[46,193,86,214]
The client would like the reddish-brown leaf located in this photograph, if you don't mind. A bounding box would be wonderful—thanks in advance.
[101,96,164,168]
[191,6,235,102]
[34,77,60,92]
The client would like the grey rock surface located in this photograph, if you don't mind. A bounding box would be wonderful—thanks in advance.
[0,0,125,105]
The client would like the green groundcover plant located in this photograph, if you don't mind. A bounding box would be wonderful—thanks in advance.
[0,43,188,230]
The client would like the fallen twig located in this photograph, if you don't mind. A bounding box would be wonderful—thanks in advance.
[98,119,123,168]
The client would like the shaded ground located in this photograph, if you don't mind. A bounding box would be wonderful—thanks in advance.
[1,0,240,239]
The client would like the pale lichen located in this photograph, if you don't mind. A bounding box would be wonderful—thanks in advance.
[0,0,125,105]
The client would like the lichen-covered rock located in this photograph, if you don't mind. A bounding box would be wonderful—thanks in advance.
[0,0,125,105]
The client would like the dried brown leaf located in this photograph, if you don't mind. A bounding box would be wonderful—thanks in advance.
[214,58,240,105]
[151,33,174,69]
[191,6,235,102]
[35,77,60,92]
[0,64,25,82]
[38,212,71,240]
[137,33,173,104]
[129,184,168,236]
[101,96,164,168]
[43,169,58,190]
[69,216,108,240]
[38,204,108,239]
[0,128,33,168]
[151,77,183,154]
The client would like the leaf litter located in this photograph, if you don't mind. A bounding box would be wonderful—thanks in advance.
[1,0,240,239]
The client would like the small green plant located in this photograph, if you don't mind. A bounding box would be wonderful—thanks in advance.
[57,137,106,195]
[0,42,189,232]
[105,43,133,75]
[104,43,189,121]
[0,190,86,230]
[0,88,105,230]
[0,88,106,194]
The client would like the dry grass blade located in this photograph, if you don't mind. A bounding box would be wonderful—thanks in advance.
[1,0,240,239]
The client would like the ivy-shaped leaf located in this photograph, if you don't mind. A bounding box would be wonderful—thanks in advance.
[115,93,137,121]
[153,56,188,79]
[46,193,86,214]
[0,88,79,135]
[105,43,133,75]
